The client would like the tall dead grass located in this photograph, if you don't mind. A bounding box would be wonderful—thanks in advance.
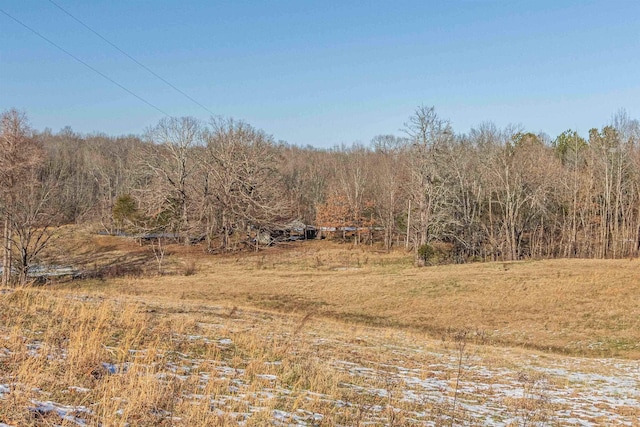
[3,285,638,425]
[0,288,410,425]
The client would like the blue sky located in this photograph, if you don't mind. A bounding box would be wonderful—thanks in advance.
[2,0,640,147]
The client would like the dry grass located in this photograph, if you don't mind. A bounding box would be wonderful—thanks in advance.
[55,234,640,359]
[2,231,636,425]
[0,289,353,425]
[1,285,639,425]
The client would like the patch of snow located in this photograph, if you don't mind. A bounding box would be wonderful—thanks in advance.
[100,362,130,374]
[26,341,43,357]
[101,362,118,374]
[255,374,277,381]
[29,400,92,426]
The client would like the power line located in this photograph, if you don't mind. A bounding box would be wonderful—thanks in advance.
[0,7,172,118]
[47,0,216,117]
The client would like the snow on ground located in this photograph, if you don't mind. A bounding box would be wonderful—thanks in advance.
[329,348,640,426]
[1,303,639,426]
[29,400,92,426]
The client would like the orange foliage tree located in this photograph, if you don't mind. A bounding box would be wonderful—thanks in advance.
[316,192,376,242]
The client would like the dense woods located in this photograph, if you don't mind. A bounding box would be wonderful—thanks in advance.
[3,106,640,280]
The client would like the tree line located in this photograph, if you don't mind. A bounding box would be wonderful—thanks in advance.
[2,106,640,282]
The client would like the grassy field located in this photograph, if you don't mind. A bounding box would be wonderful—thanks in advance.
[1,232,640,425]
[57,232,640,359]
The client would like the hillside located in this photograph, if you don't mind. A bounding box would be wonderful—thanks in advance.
[2,232,638,425]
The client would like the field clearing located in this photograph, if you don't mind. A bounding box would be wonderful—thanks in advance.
[56,234,640,359]
[2,233,638,425]
[1,288,639,426]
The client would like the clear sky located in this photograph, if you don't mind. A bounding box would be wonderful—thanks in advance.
[2,0,640,147]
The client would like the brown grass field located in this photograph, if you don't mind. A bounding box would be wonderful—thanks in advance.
[1,229,640,425]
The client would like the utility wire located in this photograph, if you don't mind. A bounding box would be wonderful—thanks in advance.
[47,0,216,117]
[0,8,171,117]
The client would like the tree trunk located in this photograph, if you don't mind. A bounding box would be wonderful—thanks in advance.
[19,247,28,285]
[2,212,11,286]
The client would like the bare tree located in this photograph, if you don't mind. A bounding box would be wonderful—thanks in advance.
[10,168,61,284]
[370,135,409,250]
[279,145,333,225]
[199,117,292,250]
[403,106,453,263]
[85,134,146,232]
[553,129,588,257]
[142,117,204,243]
[0,110,44,285]
[444,133,487,261]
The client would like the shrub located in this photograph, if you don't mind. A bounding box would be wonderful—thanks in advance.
[417,243,436,266]
[112,194,141,232]
[417,242,454,266]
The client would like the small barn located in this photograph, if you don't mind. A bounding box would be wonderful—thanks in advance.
[258,220,317,245]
